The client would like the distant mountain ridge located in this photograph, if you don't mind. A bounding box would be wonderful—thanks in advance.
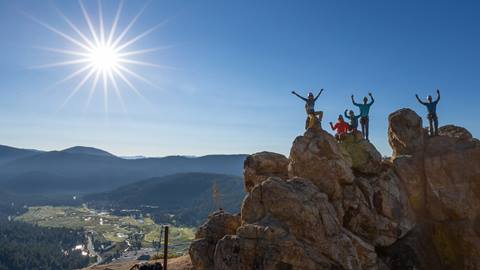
[61,146,115,157]
[84,172,245,226]
[0,144,247,194]
[0,145,43,164]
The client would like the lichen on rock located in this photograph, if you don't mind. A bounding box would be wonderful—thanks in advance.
[340,132,383,174]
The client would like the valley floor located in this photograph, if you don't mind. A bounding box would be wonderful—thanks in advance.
[16,205,195,266]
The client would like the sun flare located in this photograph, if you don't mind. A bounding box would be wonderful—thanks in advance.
[88,45,120,72]
[31,0,166,112]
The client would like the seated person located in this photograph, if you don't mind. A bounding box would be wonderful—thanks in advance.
[344,109,360,132]
[329,115,349,141]
[291,89,324,129]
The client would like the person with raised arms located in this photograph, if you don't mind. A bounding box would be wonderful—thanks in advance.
[351,92,374,140]
[416,89,441,136]
[292,89,324,129]
[344,109,360,133]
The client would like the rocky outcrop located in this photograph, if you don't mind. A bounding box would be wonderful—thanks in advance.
[388,108,425,158]
[243,151,289,192]
[342,172,415,247]
[191,108,480,270]
[341,133,383,174]
[216,177,371,270]
[288,128,354,199]
[388,108,480,269]
[438,124,473,140]
[189,211,241,270]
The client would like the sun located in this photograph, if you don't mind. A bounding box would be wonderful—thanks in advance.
[89,45,120,72]
[30,0,167,112]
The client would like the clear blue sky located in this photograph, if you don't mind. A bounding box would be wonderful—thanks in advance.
[0,0,478,157]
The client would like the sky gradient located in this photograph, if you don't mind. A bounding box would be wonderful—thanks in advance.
[0,0,479,157]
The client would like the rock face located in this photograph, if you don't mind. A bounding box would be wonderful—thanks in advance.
[342,172,415,247]
[289,128,354,199]
[388,109,480,270]
[438,124,474,140]
[243,151,289,192]
[341,133,383,174]
[189,211,241,270]
[190,108,480,270]
[215,177,371,270]
[388,108,425,158]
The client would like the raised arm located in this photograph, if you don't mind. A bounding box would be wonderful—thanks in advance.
[415,94,427,105]
[291,91,307,101]
[435,89,441,103]
[329,122,335,131]
[351,95,360,106]
[344,110,351,119]
[368,92,375,105]
[314,89,324,101]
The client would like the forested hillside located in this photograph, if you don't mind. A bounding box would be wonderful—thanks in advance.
[85,172,245,225]
[0,220,89,270]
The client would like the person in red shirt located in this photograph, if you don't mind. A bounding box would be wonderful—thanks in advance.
[329,115,349,141]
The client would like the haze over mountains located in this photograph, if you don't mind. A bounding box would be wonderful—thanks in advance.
[85,172,245,225]
[0,145,246,194]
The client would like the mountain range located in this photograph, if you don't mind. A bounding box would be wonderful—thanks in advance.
[0,145,246,194]
[85,172,245,225]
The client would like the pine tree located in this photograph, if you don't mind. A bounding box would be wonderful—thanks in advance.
[212,181,223,211]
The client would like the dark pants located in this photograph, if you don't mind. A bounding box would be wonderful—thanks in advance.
[428,113,439,136]
[360,116,369,140]
[349,123,358,132]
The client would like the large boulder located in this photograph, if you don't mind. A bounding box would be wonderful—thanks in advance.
[288,128,354,199]
[376,223,443,270]
[341,134,383,174]
[342,171,415,247]
[189,211,241,270]
[214,177,376,270]
[389,110,480,222]
[423,140,480,221]
[243,151,289,192]
[388,108,425,158]
[389,108,480,269]
[438,125,473,140]
[379,220,480,270]
[392,155,426,213]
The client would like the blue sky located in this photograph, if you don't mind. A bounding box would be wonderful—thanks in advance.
[0,0,478,157]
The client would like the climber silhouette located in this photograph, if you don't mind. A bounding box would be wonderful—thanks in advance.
[416,89,440,136]
[351,93,374,140]
[344,109,360,132]
[292,89,324,129]
[329,115,349,141]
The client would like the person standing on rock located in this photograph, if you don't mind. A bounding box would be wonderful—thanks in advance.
[329,115,349,141]
[416,89,440,136]
[344,109,360,133]
[292,89,324,129]
[351,93,374,140]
